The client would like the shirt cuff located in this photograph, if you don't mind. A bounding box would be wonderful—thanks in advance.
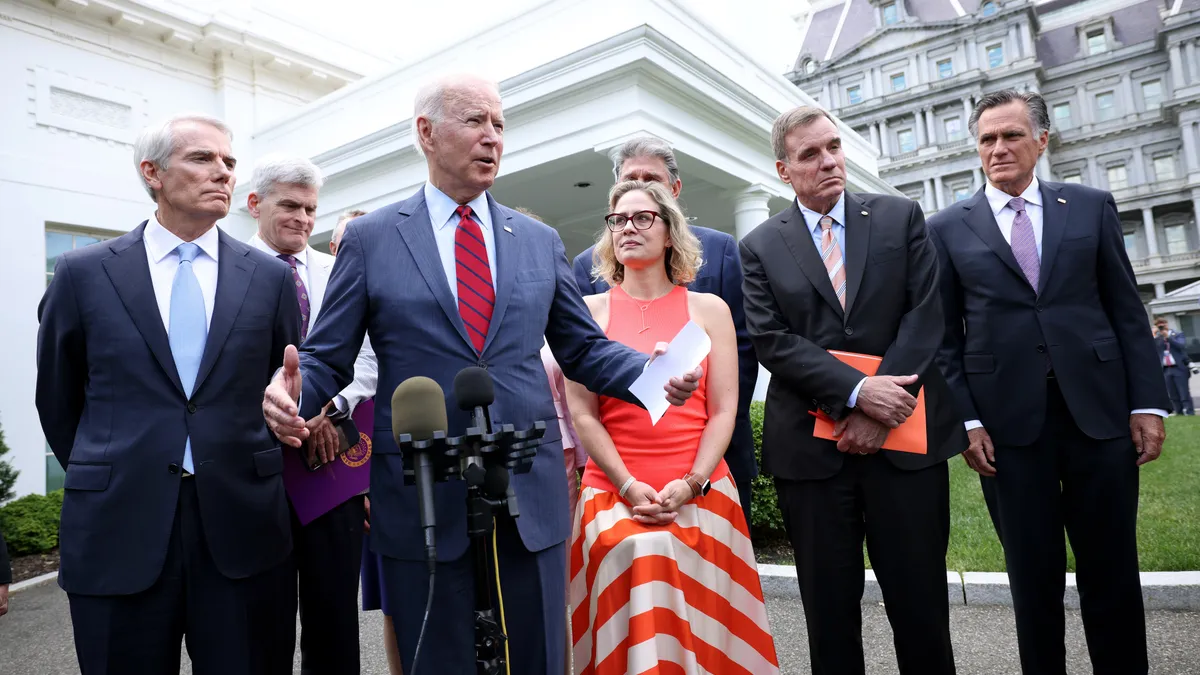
[329,395,351,420]
[964,419,984,431]
[847,377,867,408]
[1131,408,1168,418]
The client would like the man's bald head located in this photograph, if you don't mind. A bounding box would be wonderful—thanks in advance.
[410,73,501,157]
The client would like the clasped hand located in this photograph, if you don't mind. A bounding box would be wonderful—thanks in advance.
[624,479,694,526]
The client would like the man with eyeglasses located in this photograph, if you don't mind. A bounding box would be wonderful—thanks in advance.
[572,136,760,527]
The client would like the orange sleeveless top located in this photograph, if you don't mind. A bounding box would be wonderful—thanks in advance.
[581,285,729,493]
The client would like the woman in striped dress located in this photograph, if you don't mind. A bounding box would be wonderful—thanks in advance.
[566,180,778,675]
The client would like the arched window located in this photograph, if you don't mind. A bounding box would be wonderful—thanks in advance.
[981,1,997,16]
[804,59,818,75]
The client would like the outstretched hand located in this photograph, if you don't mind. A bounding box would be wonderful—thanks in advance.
[263,345,308,448]
[649,341,703,407]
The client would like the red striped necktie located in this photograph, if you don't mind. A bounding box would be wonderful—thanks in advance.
[453,205,494,353]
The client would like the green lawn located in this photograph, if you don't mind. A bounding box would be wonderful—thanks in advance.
[945,415,1200,573]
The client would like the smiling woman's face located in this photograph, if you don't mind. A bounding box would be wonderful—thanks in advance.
[610,189,671,272]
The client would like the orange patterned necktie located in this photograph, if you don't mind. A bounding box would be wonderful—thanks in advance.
[819,215,846,309]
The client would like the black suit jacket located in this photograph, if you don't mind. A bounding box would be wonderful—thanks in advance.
[927,182,1168,447]
[740,193,965,482]
[36,224,302,596]
[574,225,759,483]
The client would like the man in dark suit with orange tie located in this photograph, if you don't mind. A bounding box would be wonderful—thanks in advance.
[740,105,965,675]
[927,89,1168,675]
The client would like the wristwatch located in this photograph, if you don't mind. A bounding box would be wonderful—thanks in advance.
[683,472,711,498]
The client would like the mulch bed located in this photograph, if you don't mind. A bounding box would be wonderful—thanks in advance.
[10,549,59,584]
[752,537,795,566]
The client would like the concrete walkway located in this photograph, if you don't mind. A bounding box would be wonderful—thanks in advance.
[3,579,1199,673]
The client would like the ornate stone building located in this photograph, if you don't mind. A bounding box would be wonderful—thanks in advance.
[789,0,1200,339]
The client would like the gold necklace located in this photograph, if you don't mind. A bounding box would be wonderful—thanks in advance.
[624,286,674,334]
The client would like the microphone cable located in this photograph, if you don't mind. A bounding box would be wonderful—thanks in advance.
[411,569,435,675]
[492,516,512,675]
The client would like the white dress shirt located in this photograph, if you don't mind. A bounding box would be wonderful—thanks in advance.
[424,182,497,301]
[964,178,1165,431]
[143,213,219,332]
[796,194,867,408]
[250,235,312,293]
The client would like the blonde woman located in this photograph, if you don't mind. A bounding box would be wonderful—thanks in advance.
[567,181,778,674]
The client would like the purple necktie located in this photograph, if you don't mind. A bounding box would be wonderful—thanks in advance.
[1008,197,1040,291]
[278,254,310,341]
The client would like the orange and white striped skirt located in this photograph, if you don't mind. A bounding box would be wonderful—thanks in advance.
[569,476,779,675]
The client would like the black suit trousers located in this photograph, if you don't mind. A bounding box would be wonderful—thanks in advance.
[980,378,1146,675]
[68,479,296,675]
[292,494,367,675]
[776,457,954,675]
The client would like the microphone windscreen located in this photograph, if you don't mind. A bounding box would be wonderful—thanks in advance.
[453,367,495,410]
[391,377,448,444]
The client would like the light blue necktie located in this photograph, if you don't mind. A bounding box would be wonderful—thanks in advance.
[169,243,207,474]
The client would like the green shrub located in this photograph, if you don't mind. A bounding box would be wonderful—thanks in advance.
[0,489,63,556]
[748,401,786,538]
[0,424,18,504]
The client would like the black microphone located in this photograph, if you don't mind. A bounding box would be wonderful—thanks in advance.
[454,366,495,431]
[391,376,447,573]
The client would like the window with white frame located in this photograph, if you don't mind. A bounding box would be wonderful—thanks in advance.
[1165,224,1189,255]
[1107,164,1128,189]
[944,116,963,141]
[882,2,899,25]
[953,186,972,202]
[1086,29,1107,55]
[1053,102,1072,130]
[987,44,1004,68]
[1062,171,1083,184]
[1123,230,1139,258]
[1142,80,1163,110]
[937,59,954,79]
[1154,154,1177,181]
[897,128,916,153]
[1095,91,1116,121]
[891,72,907,92]
[981,1,997,16]
[847,85,863,105]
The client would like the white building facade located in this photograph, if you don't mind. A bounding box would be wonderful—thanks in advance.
[0,0,892,498]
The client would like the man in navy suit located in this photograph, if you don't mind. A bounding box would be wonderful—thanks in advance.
[36,114,301,675]
[262,74,700,675]
[928,90,1168,675]
[1154,317,1193,415]
[572,137,759,523]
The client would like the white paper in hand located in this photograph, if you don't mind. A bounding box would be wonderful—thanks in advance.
[628,320,711,425]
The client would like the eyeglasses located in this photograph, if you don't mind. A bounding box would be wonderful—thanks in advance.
[604,210,661,232]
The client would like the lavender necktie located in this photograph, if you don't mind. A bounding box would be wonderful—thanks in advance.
[278,254,310,340]
[1008,197,1040,291]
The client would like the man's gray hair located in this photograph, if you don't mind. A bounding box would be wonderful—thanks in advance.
[250,154,324,197]
[612,137,680,184]
[771,106,836,161]
[133,113,233,199]
[968,89,1051,138]
[410,75,500,158]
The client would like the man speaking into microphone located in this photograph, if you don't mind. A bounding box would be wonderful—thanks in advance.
[262,73,700,675]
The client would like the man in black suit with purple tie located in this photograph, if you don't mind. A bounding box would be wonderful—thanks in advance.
[927,89,1169,675]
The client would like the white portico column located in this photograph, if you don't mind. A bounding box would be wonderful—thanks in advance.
[734,185,774,240]
[1143,207,1160,258]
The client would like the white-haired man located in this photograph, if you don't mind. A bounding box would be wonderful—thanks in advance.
[246,155,377,674]
[262,73,701,675]
[37,115,301,674]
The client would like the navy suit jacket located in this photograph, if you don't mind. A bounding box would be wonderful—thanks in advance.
[572,225,759,484]
[298,188,647,562]
[36,224,301,596]
[928,182,1168,447]
[1156,331,1190,372]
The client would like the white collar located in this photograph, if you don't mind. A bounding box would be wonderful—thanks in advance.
[985,176,1041,216]
[250,232,310,267]
[423,182,492,232]
[144,212,220,264]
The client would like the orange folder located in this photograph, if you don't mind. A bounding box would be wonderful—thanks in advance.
[810,350,927,455]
